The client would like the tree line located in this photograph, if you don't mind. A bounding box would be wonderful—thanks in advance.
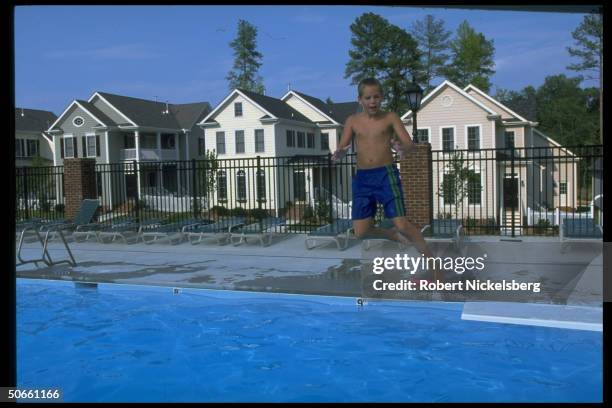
[224,12,601,146]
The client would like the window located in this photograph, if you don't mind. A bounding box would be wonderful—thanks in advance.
[467,126,480,150]
[235,130,245,154]
[442,128,454,151]
[560,182,567,195]
[505,131,515,149]
[86,135,97,157]
[237,170,247,202]
[297,131,305,148]
[307,132,315,149]
[321,133,329,150]
[234,102,243,117]
[256,169,266,202]
[416,128,429,143]
[255,129,265,153]
[468,172,482,205]
[124,133,136,149]
[442,174,456,205]
[72,116,84,127]
[15,140,25,157]
[161,134,175,149]
[64,136,75,158]
[26,140,39,157]
[293,170,306,201]
[217,170,227,200]
[198,137,205,156]
[286,130,295,147]
[140,133,157,149]
[216,132,226,154]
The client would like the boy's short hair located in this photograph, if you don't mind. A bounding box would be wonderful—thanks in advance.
[358,77,383,97]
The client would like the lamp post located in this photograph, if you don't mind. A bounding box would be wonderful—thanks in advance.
[405,81,424,143]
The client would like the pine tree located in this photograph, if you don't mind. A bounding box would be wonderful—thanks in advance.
[226,19,265,94]
[443,21,495,92]
[566,12,602,143]
[410,15,451,93]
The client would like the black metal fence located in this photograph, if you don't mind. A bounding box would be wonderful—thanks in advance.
[15,165,65,221]
[16,144,603,237]
[432,145,603,236]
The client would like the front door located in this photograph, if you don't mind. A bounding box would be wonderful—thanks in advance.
[503,177,518,209]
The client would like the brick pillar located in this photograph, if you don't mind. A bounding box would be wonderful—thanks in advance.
[64,158,97,221]
[399,143,433,229]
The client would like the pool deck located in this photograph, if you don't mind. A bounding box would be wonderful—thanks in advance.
[16,233,603,331]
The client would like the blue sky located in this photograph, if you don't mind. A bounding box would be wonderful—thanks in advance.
[15,5,590,115]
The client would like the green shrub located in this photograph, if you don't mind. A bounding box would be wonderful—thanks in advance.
[231,207,246,217]
[211,205,230,217]
[54,203,65,213]
[250,208,268,220]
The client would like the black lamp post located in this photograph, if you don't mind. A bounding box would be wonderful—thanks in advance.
[406,81,424,143]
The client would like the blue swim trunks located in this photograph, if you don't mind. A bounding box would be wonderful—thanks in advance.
[352,164,406,220]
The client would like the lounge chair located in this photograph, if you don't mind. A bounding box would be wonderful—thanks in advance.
[560,217,603,253]
[305,218,354,250]
[421,219,465,252]
[96,218,162,244]
[16,217,77,267]
[361,219,403,251]
[230,217,286,247]
[40,199,100,242]
[185,217,245,245]
[140,218,206,245]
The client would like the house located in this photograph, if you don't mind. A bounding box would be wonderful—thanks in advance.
[401,80,578,233]
[47,92,211,209]
[197,88,359,216]
[15,108,57,167]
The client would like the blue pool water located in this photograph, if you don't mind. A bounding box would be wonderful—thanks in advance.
[17,278,602,402]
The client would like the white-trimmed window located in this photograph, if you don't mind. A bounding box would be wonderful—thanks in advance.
[72,116,84,127]
[468,171,482,205]
[307,132,315,149]
[321,133,329,150]
[63,135,75,158]
[255,129,265,153]
[441,127,454,151]
[15,139,25,157]
[86,134,98,157]
[560,182,567,195]
[237,170,247,202]
[216,132,226,154]
[235,130,245,154]
[161,134,175,149]
[256,169,266,202]
[467,125,480,150]
[297,131,305,148]
[416,128,429,143]
[26,139,39,157]
[505,131,515,149]
[217,170,227,201]
[286,130,295,147]
[234,102,243,117]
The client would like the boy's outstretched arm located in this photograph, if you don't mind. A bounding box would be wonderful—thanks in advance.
[390,113,416,158]
[332,115,354,162]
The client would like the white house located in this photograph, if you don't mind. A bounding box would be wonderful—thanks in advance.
[15,108,56,167]
[198,88,359,216]
[401,80,578,233]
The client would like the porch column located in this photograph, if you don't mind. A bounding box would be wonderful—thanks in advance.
[175,133,179,160]
[156,132,161,161]
[398,143,433,229]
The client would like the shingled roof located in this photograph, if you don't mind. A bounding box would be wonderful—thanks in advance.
[237,89,313,123]
[15,108,57,132]
[76,100,118,127]
[291,91,360,124]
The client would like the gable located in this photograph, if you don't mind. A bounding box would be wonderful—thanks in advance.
[465,88,518,120]
[283,94,331,123]
[211,92,271,124]
[90,94,134,125]
[51,103,104,133]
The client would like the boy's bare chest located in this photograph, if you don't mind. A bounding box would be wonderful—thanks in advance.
[352,118,393,140]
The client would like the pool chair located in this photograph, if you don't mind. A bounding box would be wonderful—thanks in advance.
[560,217,603,253]
[16,218,77,267]
[96,218,162,244]
[305,218,354,250]
[421,219,465,252]
[185,217,245,245]
[230,217,286,247]
[39,198,101,242]
[140,218,206,245]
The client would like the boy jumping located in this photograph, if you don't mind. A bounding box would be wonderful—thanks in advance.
[332,77,440,281]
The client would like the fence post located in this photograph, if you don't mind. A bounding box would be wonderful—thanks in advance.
[327,153,333,221]
[191,158,197,219]
[510,146,516,237]
[132,160,139,221]
[22,167,30,220]
[257,156,262,213]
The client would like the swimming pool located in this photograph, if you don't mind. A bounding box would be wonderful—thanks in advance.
[16,278,602,402]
